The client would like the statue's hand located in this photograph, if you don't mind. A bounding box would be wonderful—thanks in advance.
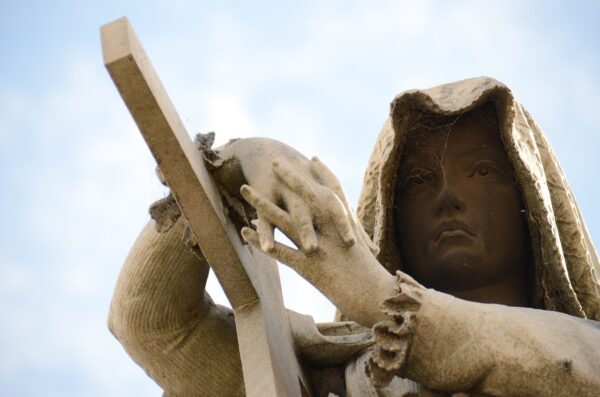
[242,156,378,254]
[240,156,395,327]
[216,138,363,254]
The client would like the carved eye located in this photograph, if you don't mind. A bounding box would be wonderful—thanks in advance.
[404,169,434,188]
[469,161,499,178]
[475,165,490,176]
[407,175,424,185]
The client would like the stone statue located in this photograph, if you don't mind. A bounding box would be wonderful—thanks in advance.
[98,16,600,393]
[108,75,600,396]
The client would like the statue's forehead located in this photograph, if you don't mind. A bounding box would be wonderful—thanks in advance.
[399,112,507,169]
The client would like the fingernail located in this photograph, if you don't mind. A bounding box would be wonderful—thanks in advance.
[240,184,249,195]
[344,235,356,247]
[304,241,317,254]
[261,240,274,252]
[304,235,318,253]
[241,227,252,241]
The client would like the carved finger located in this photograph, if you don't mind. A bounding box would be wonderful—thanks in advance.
[396,270,424,289]
[272,159,318,204]
[257,215,275,252]
[310,157,378,253]
[309,157,355,246]
[310,156,352,213]
[285,196,318,254]
[324,193,356,247]
[241,227,305,268]
[240,184,296,237]
[358,224,380,255]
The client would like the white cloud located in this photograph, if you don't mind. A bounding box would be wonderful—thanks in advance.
[0,52,164,395]
[261,101,324,153]
[202,92,258,143]
[0,91,27,147]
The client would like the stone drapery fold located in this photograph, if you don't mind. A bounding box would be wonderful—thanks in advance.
[367,272,423,387]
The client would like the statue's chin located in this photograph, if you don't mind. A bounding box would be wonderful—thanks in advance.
[435,243,478,266]
[430,249,484,290]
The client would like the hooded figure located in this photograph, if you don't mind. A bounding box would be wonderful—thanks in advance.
[351,76,600,395]
[109,77,600,397]
[359,76,600,319]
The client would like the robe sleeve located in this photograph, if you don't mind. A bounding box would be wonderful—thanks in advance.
[108,218,245,397]
[367,273,600,396]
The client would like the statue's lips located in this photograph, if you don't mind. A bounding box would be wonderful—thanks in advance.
[434,220,475,243]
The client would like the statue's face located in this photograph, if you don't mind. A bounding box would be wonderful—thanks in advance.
[394,106,530,292]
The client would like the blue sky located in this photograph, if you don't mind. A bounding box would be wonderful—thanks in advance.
[1,1,599,395]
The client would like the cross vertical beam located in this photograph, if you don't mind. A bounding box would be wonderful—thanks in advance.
[101,17,309,397]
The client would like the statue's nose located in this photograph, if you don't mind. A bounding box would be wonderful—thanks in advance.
[433,176,464,216]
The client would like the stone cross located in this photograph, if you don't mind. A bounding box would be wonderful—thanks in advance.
[101,17,310,397]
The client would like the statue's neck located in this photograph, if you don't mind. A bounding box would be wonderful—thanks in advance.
[446,276,529,307]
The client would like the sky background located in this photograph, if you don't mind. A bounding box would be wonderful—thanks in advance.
[1,1,599,395]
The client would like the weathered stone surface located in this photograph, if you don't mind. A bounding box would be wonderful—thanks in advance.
[102,17,308,397]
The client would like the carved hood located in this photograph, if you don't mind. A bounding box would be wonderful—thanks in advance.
[357,76,600,320]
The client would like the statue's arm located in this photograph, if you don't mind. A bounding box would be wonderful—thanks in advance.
[108,218,245,396]
[107,136,327,396]
[237,155,600,396]
[368,281,600,396]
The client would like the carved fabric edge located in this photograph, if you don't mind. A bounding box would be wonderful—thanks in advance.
[148,132,221,259]
[366,272,423,387]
